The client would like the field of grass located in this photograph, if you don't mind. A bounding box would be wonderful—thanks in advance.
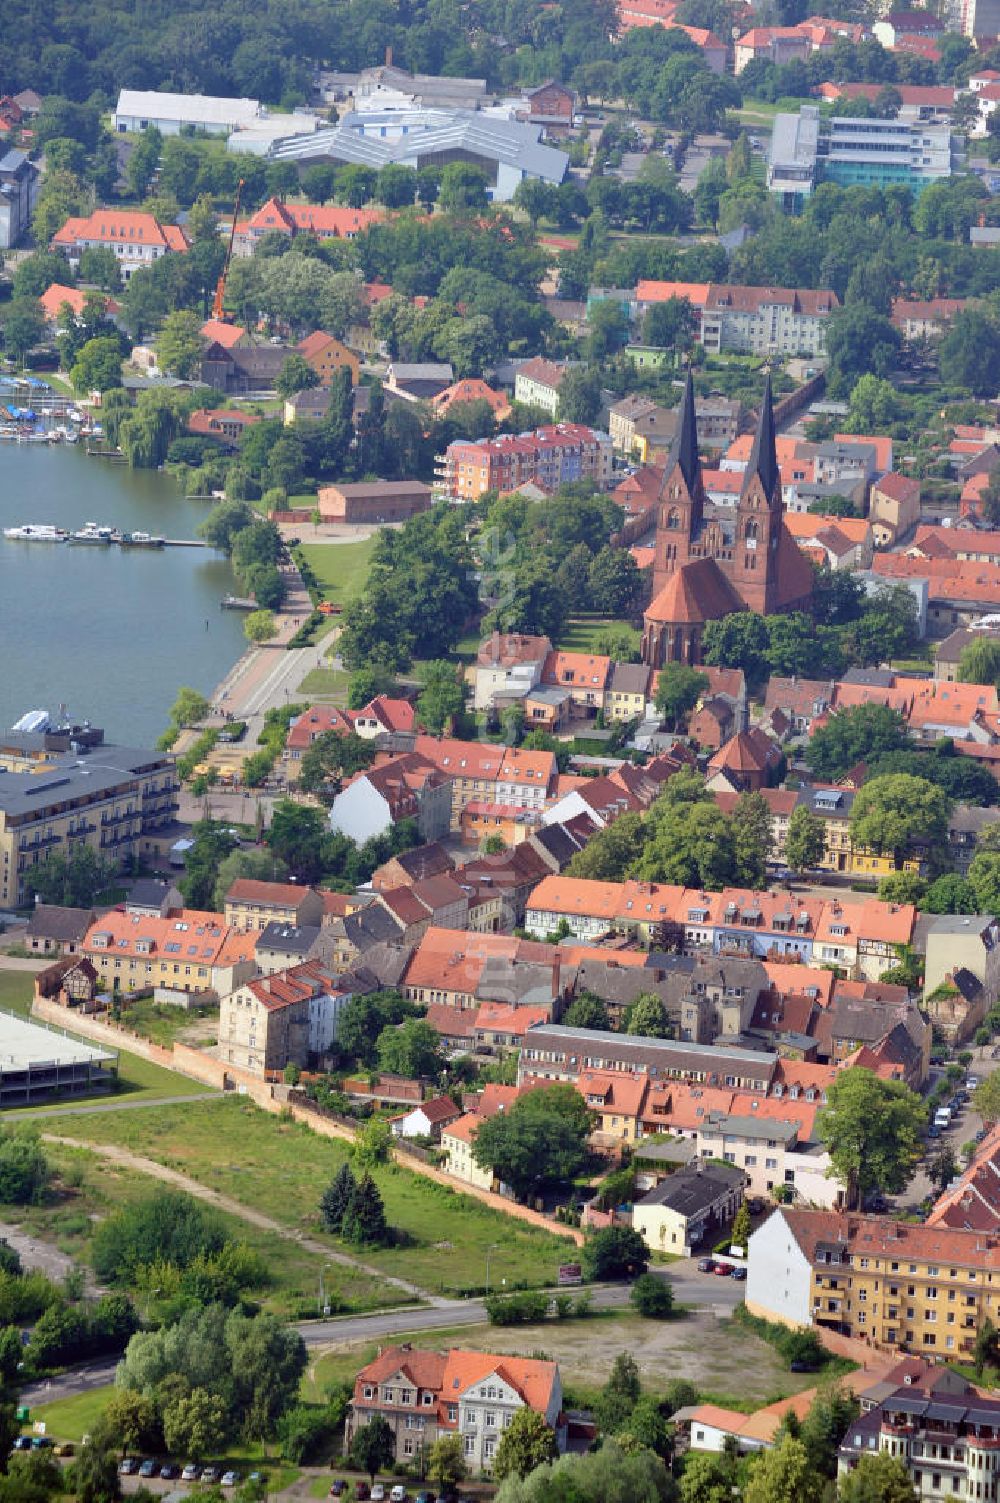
[558,618,640,654]
[14,1140,394,1320]
[116,998,219,1050]
[47,1098,574,1296]
[298,539,375,608]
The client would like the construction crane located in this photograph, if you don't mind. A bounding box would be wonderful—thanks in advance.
[211,177,244,322]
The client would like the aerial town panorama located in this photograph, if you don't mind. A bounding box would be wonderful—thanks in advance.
[9,1,1000,1500]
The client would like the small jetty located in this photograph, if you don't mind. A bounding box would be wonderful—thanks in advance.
[220,595,257,610]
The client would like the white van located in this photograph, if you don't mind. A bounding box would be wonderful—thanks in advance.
[935,1108,952,1128]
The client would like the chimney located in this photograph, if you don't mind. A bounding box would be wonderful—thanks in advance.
[385,44,393,65]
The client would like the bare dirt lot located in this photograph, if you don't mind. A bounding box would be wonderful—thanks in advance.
[311,1310,817,1408]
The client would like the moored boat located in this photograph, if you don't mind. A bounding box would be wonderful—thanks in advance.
[69,523,118,545]
[117,531,165,548]
[3,524,68,542]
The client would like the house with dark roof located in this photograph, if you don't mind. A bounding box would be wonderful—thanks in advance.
[200,340,291,396]
[633,1161,746,1256]
[24,904,95,957]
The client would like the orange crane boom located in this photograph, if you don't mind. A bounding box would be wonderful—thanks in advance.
[211,177,244,322]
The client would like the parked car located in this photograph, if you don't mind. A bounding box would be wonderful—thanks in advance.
[790,1360,819,1373]
[202,1467,220,1484]
[11,1438,32,1452]
[968,1077,980,1090]
[182,1464,200,1482]
[221,1472,239,1487]
[248,1474,266,1486]
[371,1486,386,1503]
[713,1262,733,1277]
[31,1438,54,1450]
[697,1257,716,1273]
[54,1444,74,1458]
[415,1492,436,1503]
[139,1460,157,1477]
[329,1484,347,1498]
[355,1485,370,1501]
[391,1488,407,1503]
[160,1464,179,1479]
[119,1460,138,1476]
[731,1267,747,1281]
[927,1124,941,1139]
[747,1198,763,1215]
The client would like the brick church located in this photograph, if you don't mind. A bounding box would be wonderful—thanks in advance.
[641,372,814,668]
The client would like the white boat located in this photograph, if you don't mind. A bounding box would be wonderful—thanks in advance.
[3,524,68,542]
[69,523,117,545]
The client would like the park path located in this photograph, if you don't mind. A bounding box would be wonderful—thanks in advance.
[41,1133,439,1306]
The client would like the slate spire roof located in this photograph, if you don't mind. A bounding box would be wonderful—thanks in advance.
[743,370,779,502]
[670,369,700,495]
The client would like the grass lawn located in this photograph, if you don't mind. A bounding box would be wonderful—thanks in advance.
[298,668,350,700]
[558,618,640,654]
[31,1386,111,1441]
[14,1141,387,1320]
[298,539,375,608]
[49,1098,573,1296]
[0,970,39,1018]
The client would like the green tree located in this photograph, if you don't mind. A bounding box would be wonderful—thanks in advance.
[702,612,770,686]
[969,850,1000,915]
[973,1074,1000,1128]
[91,1190,225,1283]
[556,366,602,424]
[625,994,670,1038]
[162,1387,228,1459]
[878,872,927,905]
[168,687,211,728]
[565,812,645,882]
[416,660,467,734]
[342,1174,389,1247]
[103,1391,157,1458]
[428,1435,467,1492]
[824,302,901,396]
[588,547,642,617]
[298,731,375,803]
[927,1145,957,1194]
[70,336,123,394]
[320,1164,357,1234]
[731,1200,751,1252]
[785,805,826,874]
[244,609,277,644]
[679,1452,734,1503]
[837,1452,917,1503]
[633,800,740,890]
[806,704,910,781]
[199,499,255,553]
[24,846,116,908]
[958,637,1000,688]
[594,1350,642,1433]
[438,163,490,214]
[349,1416,395,1483]
[0,1133,48,1206]
[731,790,772,889]
[266,800,327,883]
[75,1434,121,1503]
[224,1308,307,1439]
[561,993,610,1030]
[656,663,708,730]
[973,1315,1000,1378]
[744,1434,823,1503]
[211,847,289,912]
[630,1272,675,1319]
[849,774,951,868]
[1,298,45,364]
[376,1019,443,1079]
[582,1226,650,1281]
[156,310,205,379]
[472,1085,592,1201]
[816,1067,926,1209]
[493,1408,558,1481]
[922,873,978,914]
[939,308,1000,397]
[275,354,320,399]
[496,1444,674,1503]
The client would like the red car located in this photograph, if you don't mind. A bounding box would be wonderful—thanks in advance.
[713,1262,734,1277]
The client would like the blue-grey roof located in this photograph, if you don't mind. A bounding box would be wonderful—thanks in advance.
[268,107,568,185]
[0,746,170,819]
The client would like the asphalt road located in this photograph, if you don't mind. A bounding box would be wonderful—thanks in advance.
[21,1262,743,1407]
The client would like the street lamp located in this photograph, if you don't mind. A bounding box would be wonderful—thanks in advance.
[485,1244,500,1299]
[318,1262,335,1316]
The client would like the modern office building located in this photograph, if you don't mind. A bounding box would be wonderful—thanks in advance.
[769,104,955,208]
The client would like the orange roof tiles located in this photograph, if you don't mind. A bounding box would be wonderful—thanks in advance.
[634,279,711,307]
[227,879,315,908]
[54,209,190,252]
[200,318,246,347]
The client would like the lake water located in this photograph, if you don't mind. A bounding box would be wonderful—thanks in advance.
[0,443,247,744]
